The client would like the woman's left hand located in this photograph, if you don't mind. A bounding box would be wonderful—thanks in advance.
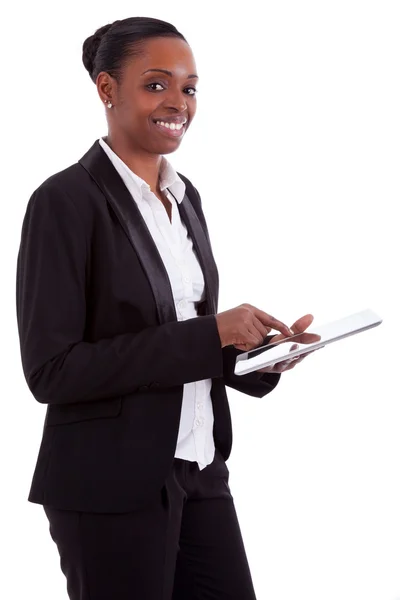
[256,314,320,374]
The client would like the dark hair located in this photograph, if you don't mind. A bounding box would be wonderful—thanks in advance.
[82,17,187,84]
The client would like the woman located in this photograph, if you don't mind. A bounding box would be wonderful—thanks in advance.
[16,16,313,600]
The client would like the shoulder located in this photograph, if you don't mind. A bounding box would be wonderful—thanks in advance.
[34,162,92,198]
[26,162,97,225]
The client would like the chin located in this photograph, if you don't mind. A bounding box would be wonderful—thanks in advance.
[160,143,182,155]
[150,140,183,155]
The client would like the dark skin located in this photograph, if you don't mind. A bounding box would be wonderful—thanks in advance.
[96,36,314,374]
[97,37,198,222]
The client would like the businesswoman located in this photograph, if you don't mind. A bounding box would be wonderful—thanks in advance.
[16,16,313,600]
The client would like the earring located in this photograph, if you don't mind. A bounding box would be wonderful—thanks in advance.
[104,99,113,108]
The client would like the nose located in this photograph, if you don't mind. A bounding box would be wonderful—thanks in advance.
[164,88,188,113]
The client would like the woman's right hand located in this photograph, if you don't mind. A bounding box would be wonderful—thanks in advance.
[215,303,294,352]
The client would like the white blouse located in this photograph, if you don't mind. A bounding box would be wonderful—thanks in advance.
[99,137,216,470]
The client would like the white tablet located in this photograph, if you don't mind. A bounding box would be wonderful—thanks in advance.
[234,309,382,376]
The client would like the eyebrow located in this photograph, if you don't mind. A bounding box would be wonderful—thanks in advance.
[141,68,198,79]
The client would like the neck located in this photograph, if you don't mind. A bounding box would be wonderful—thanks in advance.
[104,132,163,193]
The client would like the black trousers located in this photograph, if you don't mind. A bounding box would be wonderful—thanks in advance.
[43,448,258,600]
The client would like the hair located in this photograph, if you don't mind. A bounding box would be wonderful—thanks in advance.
[82,17,187,84]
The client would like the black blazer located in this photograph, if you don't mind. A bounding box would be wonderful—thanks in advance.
[16,140,280,513]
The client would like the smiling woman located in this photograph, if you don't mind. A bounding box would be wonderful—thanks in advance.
[82,19,198,196]
[16,15,297,600]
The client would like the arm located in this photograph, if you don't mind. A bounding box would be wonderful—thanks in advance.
[16,184,224,406]
[181,176,281,399]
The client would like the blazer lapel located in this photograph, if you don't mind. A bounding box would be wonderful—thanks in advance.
[78,140,217,324]
[176,195,218,315]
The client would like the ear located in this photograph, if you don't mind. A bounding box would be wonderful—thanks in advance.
[97,72,116,105]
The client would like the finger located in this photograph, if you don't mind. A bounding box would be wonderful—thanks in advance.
[234,323,265,352]
[269,313,315,343]
[272,359,294,373]
[282,362,298,371]
[274,330,320,347]
[253,316,272,343]
[266,333,282,344]
[290,314,314,334]
[233,340,257,352]
[253,308,294,338]
[274,358,300,372]
[270,349,312,373]
[246,321,267,348]
[284,354,309,369]
[294,332,321,344]
[283,332,320,346]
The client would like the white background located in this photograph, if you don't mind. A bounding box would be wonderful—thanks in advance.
[2,1,399,598]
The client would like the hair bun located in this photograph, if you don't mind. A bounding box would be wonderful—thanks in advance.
[82,23,113,77]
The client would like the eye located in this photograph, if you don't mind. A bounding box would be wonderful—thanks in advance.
[146,83,165,92]
[184,87,197,96]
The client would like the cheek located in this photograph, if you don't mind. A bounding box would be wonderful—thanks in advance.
[188,100,197,125]
[135,94,161,116]
[118,91,158,122]
[189,96,197,115]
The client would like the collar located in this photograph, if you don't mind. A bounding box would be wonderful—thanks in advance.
[98,136,186,203]
[78,139,219,319]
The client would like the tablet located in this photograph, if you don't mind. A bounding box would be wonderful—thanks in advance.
[234,309,382,376]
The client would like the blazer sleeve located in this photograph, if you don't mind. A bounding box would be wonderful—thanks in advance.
[16,184,224,405]
[180,176,281,399]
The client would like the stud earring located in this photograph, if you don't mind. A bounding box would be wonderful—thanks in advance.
[104,99,113,108]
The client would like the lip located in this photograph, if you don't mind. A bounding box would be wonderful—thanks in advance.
[152,120,186,138]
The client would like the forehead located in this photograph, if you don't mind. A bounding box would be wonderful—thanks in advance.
[124,37,197,78]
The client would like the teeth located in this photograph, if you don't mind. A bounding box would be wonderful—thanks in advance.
[155,120,185,131]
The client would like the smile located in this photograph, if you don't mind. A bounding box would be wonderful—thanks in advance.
[152,118,187,138]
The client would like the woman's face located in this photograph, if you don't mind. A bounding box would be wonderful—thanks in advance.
[99,36,198,155]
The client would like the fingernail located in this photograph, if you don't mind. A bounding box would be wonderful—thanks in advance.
[289,329,295,335]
